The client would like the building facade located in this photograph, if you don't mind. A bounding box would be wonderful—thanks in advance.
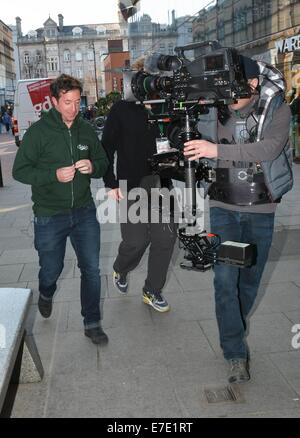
[103,51,130,94]
[128,11,194,62]
[193,0,300,92]
[193,0,300,156]
[0,20,16,106]
[16,13,129,104]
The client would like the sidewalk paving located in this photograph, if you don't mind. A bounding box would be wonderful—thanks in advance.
[1,136,300,418]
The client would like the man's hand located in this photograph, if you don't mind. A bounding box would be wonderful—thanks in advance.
[107,188,124,201]
[56,165,75,183]
[184,140,218,161]
[75,159,93,174]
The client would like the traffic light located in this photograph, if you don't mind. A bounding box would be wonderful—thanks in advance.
[118,0,140,21]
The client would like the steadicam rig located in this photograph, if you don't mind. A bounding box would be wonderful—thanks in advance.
[123,41,256,272]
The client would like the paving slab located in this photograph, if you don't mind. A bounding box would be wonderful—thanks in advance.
[0,248,38,265]
[19,260,75,282]
[166,355,300,417]
[0,263,24,283]
[268,351,300,394]
[66,294,153,332]
[31,366,184,418]
[200,312,296,358]
[252,281,300,314]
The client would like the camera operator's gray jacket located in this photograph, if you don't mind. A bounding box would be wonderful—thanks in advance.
[199,62,293,213]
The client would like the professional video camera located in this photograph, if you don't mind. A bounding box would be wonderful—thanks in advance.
[123,41,256,272]
[123,40,251,106]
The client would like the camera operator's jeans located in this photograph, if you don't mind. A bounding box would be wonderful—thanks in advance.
[34,203,101,329]
[210,207,275,360]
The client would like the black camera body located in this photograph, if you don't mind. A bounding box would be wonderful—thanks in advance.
[123,41,251,106]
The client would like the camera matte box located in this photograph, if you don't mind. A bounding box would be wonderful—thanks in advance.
[217,241,255,267]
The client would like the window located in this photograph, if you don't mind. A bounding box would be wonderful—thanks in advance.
[64,50,71,62]
[24,52,30,64]
[72,27,83,37]
[35,51,42,63]
[75,50,82,61]
[47,56,59,72]
[76,67,83,79]
[87,50,94,61]
[96,25,106,35]
[46,28,56,38]
[35,67,44,78]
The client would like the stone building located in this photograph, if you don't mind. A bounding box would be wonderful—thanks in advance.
[16,13,128,104]
[193,0,300,92]
[0,19,16,106]
[128,11,194,62]
[193,0,300,158]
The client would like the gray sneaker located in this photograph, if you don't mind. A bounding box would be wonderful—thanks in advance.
[227,358,250,384]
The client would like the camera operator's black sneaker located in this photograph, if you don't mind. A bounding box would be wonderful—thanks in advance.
[84,326,109,345]
[38,294,53,318]
[142,291,170,313]
[227,358,250,384]
[113,271,128,295]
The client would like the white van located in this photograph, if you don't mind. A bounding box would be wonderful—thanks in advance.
[13,78,52,146]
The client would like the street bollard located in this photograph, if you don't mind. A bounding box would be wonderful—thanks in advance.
[0,159,3,187]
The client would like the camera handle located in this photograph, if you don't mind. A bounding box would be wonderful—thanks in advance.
[179,112,198,232]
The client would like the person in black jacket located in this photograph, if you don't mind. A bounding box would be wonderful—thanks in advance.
[102,61,177,312]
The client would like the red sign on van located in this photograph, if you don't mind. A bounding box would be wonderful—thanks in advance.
[27,79,52,114]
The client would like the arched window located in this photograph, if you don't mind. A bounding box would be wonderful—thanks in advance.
[24,52,30,64]
[96,25,106,35]
[35,50,42,63]
[72,26,83,37]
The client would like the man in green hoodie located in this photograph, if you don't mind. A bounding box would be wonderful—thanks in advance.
[13,74,109,345]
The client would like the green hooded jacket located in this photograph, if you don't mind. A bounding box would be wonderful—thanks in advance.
[13,107,109,216]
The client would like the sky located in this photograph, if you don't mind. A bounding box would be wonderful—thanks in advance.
[1,0,212,34]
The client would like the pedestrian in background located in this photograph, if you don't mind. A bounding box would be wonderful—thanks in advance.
[2,112,11,133]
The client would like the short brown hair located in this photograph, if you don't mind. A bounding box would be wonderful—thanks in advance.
[50,74,83,100]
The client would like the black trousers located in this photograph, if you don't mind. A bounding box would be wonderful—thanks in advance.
[113,200,177,293]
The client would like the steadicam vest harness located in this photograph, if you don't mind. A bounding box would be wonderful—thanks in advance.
[209,62,293,206]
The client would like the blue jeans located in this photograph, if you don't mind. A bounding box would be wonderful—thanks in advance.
[210,207,275,360]
[34,203,101,329]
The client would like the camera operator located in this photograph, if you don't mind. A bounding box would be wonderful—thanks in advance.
[102,58,177,313]
[184,56,293,384]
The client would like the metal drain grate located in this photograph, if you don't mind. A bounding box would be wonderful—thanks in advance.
[204,385,244,404]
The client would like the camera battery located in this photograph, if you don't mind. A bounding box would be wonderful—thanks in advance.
[217,241,255,267]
